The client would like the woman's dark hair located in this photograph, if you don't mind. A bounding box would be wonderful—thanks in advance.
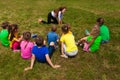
[35,36,44,47]
[54,6,66,16]
[9,24,18,41]
[59,6,66,11]
[1,21,10,29]
[23,31,31,41]
[97,17,104,25]
[61,24,69,34]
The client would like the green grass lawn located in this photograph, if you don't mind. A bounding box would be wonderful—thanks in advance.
[0,0,120,80]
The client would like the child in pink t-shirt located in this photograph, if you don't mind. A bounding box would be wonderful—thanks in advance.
[20,32,34,59]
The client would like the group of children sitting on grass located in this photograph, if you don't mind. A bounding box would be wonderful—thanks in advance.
[0,17,110,71]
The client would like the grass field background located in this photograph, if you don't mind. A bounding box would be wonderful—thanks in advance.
[0,0,120,80]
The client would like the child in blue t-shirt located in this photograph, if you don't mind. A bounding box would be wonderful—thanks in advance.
[47,26,59,57]
[24,36,60,71]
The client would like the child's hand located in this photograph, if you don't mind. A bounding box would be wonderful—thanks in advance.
[53,65,61,69]
[24,67,32,71]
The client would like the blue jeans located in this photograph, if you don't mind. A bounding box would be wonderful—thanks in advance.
[48,46,55,58]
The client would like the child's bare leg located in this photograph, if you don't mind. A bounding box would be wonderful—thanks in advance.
[13,50,20,52]
[60,43,68,58]
[49,41,58,49]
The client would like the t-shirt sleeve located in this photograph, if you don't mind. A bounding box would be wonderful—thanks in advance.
[60,36,64,42]
[58,11,62,21]
[30,42,34,50]
[44,47,49,56]
[56,34,59,40]
[20,41,23,48]
[32,46,35,54]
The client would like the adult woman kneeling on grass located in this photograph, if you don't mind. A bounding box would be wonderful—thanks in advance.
[38,7,66,24]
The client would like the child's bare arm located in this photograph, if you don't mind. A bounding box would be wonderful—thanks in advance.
[77,36,88,44]
[24,54,35,71]
[46,54,60,69]
[61,42,65,55]
[15,35,23,42]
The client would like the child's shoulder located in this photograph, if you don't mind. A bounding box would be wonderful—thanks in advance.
[2,29,8,32]
[33,45,48,48]
[42,45,48,49]
[21,40,33,43]
[87,36,93,42]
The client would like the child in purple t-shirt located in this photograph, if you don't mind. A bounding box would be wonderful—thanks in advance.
[20,32,34,59]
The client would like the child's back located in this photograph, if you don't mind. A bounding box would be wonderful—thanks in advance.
[0,29,10,46]
[32,45,48,62]
[100,24,110,42]
[61,33,77,52]
[20,32,34,59]
[0,22,10,47]
[21,40,34,59]
[47,31,59,45]
[47,26,59,45]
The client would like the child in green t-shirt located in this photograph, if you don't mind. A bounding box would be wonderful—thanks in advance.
[98,18,110,43]
[0,22,10,47]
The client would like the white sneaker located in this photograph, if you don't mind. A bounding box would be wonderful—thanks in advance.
[49,42,54,46]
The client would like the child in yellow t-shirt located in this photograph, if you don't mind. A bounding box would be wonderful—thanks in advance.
[60,24,78,58]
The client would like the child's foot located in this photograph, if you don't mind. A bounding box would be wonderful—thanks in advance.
[38,18,42,23]
[60,54,68,58]
[13,50,20,53]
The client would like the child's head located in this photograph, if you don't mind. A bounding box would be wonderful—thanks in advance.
[9,24,19,41]
[10,24,18,32]
[59,6,66,13]
[97,18,104,26]
[66,23,71,30]
[23,31,31,41]
[35,36,44,47]
[51,25,57,32]
[61,24,69,34]
[1,21,10,29]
